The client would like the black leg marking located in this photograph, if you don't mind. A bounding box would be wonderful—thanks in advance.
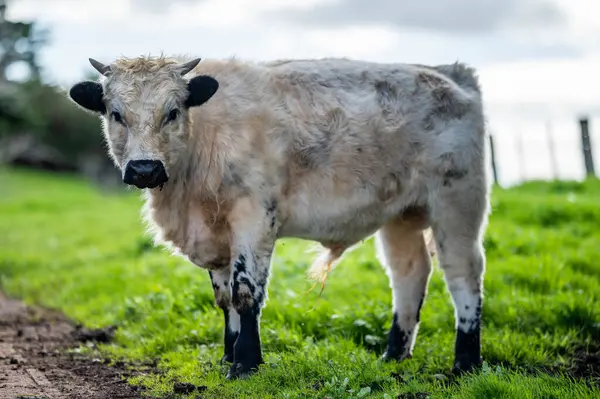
[452,298,483,374]
[226,304,264,379]
[209,271,219,292]
[227,253,267,379]
[382,313,411,362]
[452,323,481,374]
[231,254,254,312]
[415,296,425,323]
[225,200,276,380]
[233,254,247,276]
[265,199,277,230]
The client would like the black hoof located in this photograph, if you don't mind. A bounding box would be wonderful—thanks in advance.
[225,360,263,380]
[451,356,483,375]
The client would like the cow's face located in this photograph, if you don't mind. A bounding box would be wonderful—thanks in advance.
[68,57,219,189]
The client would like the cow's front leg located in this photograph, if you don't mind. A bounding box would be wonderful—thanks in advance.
[225,198,278,380]
[208,268,239,364]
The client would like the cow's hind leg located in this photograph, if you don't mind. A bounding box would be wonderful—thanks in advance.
[209,268,240,364]
[376,207,432,362]
[429,173,489,374]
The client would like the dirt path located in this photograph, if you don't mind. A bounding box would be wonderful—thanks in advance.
[0,292,148,399]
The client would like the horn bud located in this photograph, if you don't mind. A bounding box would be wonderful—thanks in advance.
[89,58,111,76]
[178,58,201,76]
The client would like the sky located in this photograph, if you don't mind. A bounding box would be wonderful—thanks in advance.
[6,0,600,186]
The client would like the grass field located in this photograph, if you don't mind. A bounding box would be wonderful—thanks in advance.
[1,166,599,398]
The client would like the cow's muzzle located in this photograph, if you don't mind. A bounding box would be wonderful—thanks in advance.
[123,160,168,189]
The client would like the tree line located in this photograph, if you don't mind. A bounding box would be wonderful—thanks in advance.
[0,0,117,183]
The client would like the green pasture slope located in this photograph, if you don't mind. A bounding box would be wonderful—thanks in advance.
[0,166,599,398]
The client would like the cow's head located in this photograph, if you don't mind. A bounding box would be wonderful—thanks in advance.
[68,56,219,189]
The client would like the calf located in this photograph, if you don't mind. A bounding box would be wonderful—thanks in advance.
[68,55,491,379]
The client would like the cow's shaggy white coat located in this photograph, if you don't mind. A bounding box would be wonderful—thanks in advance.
[68,55,491,379]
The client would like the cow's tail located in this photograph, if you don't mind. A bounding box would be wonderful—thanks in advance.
[306,229,437,296]
[306,245,346,296]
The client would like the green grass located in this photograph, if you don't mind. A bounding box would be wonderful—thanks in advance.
[1,166,599,398]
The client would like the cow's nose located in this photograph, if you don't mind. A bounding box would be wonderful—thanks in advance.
[123,160,168,189]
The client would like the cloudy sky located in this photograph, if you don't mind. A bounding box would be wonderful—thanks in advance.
[6,0,600,185]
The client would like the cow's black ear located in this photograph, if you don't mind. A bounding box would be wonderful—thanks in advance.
[185,75,219,108]
[69,81,106,114]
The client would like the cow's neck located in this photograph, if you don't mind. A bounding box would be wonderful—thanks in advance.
[148,131,226,205]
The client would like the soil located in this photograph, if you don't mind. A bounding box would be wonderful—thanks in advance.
[0,292,151,399]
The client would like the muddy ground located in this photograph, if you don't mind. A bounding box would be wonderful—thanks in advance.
[0,292,150,399]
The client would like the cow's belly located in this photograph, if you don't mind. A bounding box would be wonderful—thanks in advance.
[278,185,406,245]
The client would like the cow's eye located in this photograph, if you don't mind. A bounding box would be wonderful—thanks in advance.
[166,109,179,123]
[111,111,123,124]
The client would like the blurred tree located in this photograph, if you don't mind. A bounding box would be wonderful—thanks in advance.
[0,0,50,82]
[0,1,119,185]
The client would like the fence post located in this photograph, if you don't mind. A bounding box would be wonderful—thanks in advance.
[546,121,559,180]
[489,133,499,186]
[579,117,596,177]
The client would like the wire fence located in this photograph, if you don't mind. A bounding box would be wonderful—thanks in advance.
[487,115,599,187]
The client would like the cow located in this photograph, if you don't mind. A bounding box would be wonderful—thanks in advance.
[67,54,491,380]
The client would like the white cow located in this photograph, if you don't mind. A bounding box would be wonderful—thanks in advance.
[68,55,490,379]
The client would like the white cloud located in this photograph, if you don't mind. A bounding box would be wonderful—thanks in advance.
[480,56,600,116]
[7,0,597,107]
[8,0,132,24]
[7,0,335,28]
[269,0,567,33]
[285,25,400,59]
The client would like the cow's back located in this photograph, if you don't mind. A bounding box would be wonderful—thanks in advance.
[266,58,484,243]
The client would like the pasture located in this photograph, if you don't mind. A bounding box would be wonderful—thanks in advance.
[0,166,599,398]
